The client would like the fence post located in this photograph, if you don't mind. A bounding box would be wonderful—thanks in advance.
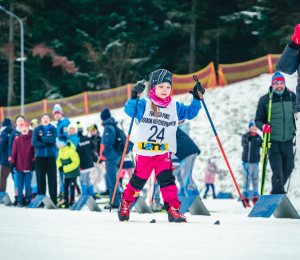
[268,54,273,75]
[43,99,47,113]
[0,107,4,122]
[127,84,131,99]
[218,64,225,87]
[83,92,89,116]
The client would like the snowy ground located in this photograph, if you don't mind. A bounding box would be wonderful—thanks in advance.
[2,73,300,260]
[1,198,300,260]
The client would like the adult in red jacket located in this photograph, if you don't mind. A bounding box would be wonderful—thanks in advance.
[11,122,35,207]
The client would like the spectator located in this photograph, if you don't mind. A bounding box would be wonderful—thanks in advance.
[0,118,13,193]
[276,24,300,179]
[30,119,39,131]
[11,122,35,207]
[241,120,263,207]
[52,104,70,136]
[255,72,296,194]
[77,123,95,197]
[32,113,57,204]
[56,135,80,208]
[203,158,220,199]
[67,123,80,148]
[100,108,121,209]
[8,115,25,205]
[88,124,101,160]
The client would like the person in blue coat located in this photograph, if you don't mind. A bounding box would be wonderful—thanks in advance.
[99,109,121,209]
[0,118,14,192]
[32,113,57,204]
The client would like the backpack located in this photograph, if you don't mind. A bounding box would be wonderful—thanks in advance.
[114,126,133,155]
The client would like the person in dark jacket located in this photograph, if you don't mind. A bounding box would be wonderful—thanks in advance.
[88,124,101,160]
[0,118,13,192]
[100,108,121,209]
[8,115,25,205]
[255,72,296,194]
[276,23,300,180]
[11,122,35,207]
[77,124,95,197]
[32,113,57,204]
[241,120,263,207]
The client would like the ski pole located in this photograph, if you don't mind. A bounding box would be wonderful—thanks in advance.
[193,75,246,208]
[90,157,101,179]
[110,78,146,212]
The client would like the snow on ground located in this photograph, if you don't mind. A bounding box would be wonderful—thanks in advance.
[2,73,300,260]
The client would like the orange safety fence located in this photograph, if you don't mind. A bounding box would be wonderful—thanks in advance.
[173,62,218,95]
[218,54,281,86]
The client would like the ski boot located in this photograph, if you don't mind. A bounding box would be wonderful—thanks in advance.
[150,198,163,212]
[100,189,109,196]
[203,195,207,199]
[118,198,133,222]
[252,196,259,205]
[244,197,251,207]
[167,205,187,223]
[57,199,69,209]
[12,196,18,206]
[57,192,64,202]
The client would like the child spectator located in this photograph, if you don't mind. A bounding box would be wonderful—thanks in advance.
[242,120,263,207]
[67,123,80,148]
[11,122,35,207]
[56,135,80,208]
[203,158,220,199]
[88,124,101,159]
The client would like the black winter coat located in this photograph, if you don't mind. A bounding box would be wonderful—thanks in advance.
[90,134,101,158]
[242,132,263,163]
[0,124,13,167]
[175,128,200,161]
[276,40,300,113]
[77,134,95,170]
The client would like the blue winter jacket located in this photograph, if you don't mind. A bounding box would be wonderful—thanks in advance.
[124,97,201,123]
[56,117,70,136]
[67,134,80,148]
[101,117,121,161]
[32,124,57,157]
[0,124,14,167]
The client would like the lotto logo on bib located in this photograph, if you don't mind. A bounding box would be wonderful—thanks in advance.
[138,142,169,152]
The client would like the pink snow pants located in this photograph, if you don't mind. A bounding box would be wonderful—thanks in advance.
[123,153,180,207]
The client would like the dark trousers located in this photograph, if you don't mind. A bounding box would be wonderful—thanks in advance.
[105,160,120,206]
[35,157,57,204]
[64,177,76,203]
[0,165,10,192]
[269,140,294,194]
[204,184,215,197]
[17,171,32,202]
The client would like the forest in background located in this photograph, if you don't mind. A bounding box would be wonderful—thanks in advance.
[0,0,299,107]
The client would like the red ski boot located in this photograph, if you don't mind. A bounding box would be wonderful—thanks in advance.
[252,196,259,205]
[244,197,251,207]
[118,198,133,222]
[167,205,187,223]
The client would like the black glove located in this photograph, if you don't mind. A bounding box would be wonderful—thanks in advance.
[131,80,145,99]
[10,164,15,173]
[59,166,63,172]
[31,162,35,171]
[190,82,205,100]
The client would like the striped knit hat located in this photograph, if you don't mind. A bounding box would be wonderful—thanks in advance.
[271,71,285,86]
[149,69,173,90]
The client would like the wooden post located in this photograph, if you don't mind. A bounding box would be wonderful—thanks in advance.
[43,99,47,113]
[84,92,89,115]
[127,84,131,99]
[268,54,273,75]
[0,107,4,123]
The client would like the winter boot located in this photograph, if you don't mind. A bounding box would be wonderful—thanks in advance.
[167,205,187,223]
[24,200,31,207]
[57,192,64,202]
[100,189,109,196]
[252,196,259,205]
[203,195,207,199]
[244,197,251,207]
[17,201,23,207]
[104,204,118,210]
[118,198,133,222]
[12,196,18,206]
[58,201,69,209]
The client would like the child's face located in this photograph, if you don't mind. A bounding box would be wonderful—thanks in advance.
[91,129,98,136]
[155,83,172,99]
[250,125,258,133]
[54,112,62,121]
[41,116,50,126]
[68,127,76,136]
[16,117,25,128]
[32,123,39,130]
[21,125,29,135]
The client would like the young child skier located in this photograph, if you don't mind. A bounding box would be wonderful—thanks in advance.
[10,122,35,207]
[203,158,220,199]
[56,135,80,208]
[119,69,204,223]
[241,120,263,207]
